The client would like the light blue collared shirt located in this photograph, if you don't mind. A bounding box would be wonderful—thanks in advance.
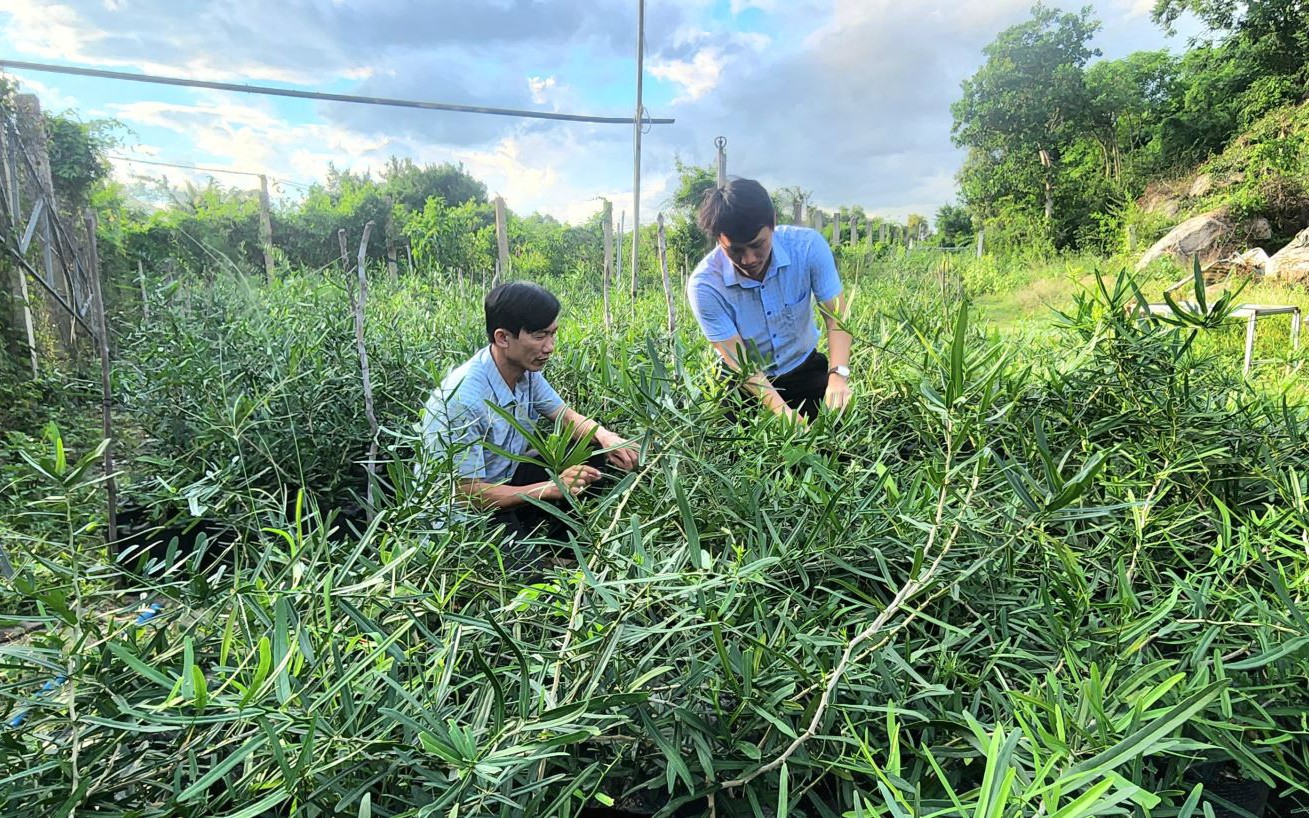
[419,346,564,483]
[686,225,843,377]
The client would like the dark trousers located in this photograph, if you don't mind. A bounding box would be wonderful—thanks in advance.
[489,451,611,545]
[723,350,829,422]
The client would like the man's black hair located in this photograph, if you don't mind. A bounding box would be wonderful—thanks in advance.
[698,178,776,242]
[484,281,561,343]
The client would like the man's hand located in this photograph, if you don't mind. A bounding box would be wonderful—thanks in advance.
[824,373,852,412]
[595,428,640,471]
[538,464,601,501]
[777,403,808,427]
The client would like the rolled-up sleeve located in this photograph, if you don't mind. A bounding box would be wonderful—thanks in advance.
[420,393,486,480]
[810,237,843,303]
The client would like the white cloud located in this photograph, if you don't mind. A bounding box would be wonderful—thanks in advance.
[10,76,79,111]
[2,0,1190,224]
[0,0,102,60]
[528,75,557,105]
[648,48,725,102]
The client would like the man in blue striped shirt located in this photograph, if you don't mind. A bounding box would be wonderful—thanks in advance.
[686,179,853,423]
[420,282,637,542]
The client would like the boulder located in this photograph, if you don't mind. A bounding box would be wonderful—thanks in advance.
[1247,218,1273,240]
[1189,173,1213,198]
[1267,226,1309,284]
[1136,210,1234,271]
[1140,192,1182,219]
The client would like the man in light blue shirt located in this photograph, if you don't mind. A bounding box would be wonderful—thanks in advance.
[687,178,853,423]
[420,282,637,541]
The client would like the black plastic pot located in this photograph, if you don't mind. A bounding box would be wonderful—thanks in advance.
[1188,762,1272,818]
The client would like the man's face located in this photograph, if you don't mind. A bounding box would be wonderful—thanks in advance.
[498,321,558,372]
[718,225,774,279]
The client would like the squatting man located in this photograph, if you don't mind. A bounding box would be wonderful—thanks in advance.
[419,282,638,546]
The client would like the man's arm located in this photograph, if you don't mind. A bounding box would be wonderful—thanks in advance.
[819,293,853,410]
[546,405,639,470]
[712,335,804,422]
[456,469,597,509]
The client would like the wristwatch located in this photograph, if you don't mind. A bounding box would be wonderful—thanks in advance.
[829,365,850,379]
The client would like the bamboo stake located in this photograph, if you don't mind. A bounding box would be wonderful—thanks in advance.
[348,224,380,518]
[85,211,116,551]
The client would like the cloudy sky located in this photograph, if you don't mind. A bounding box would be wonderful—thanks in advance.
[0,0,1199,225]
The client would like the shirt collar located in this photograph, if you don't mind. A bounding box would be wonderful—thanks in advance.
[476,345,523,404]
[717,232,792,289]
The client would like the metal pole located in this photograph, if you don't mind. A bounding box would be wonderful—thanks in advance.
[715,136,727,188]
[602,199,613,331]
[631,0,645,305]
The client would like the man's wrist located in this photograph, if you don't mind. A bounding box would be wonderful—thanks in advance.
[828,364,850,379]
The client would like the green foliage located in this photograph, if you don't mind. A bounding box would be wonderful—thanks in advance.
[952,3,1102,234]
[4,259,1309,816]
[43,113,117,208]
[933,203,974,247]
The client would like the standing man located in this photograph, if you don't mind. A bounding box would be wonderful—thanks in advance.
[420,282,638,544]
[686,178,853,423]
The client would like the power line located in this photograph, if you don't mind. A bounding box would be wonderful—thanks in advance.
[108,154,311,189]
[0,59,676,126]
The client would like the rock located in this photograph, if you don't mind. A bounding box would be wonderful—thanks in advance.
[1139,181,1185,218]
[1267,226,1309,283]
[1235,247,1270,272]
[1247,218,1273,240]
[1136,210,1234,271]
[1189,173,1213,198]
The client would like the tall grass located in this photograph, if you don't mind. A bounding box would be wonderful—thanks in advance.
[1,261,1307,817]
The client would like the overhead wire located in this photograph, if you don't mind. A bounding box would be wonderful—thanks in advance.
[0,59,675,126]
[107,154,312,190]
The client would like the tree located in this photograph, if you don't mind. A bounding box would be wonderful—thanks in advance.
[906,213,930,242]
[951,4,1101,228]
[934,203,974,247]
[1083,51,1181,184]
[669,158,716,216]
[1154,0,1309,121]
[44,113,117,209]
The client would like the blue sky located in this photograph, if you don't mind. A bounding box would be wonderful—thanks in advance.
[0,0,1199,225]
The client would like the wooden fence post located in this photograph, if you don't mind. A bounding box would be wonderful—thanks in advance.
[16,95,74,352]
[137,259,149,322]
[657,213,674,337]
[384,196,398,283]
[0,117,37,376]
[493,195,509,287]
[615,211,625,311]
[602,199,613,331]
[258,174,275,281]
[85,211,117,551]
[350,223,380,519]
[976,230,985,258]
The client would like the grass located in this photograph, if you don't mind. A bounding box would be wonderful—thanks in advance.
[1,253,1308,817]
